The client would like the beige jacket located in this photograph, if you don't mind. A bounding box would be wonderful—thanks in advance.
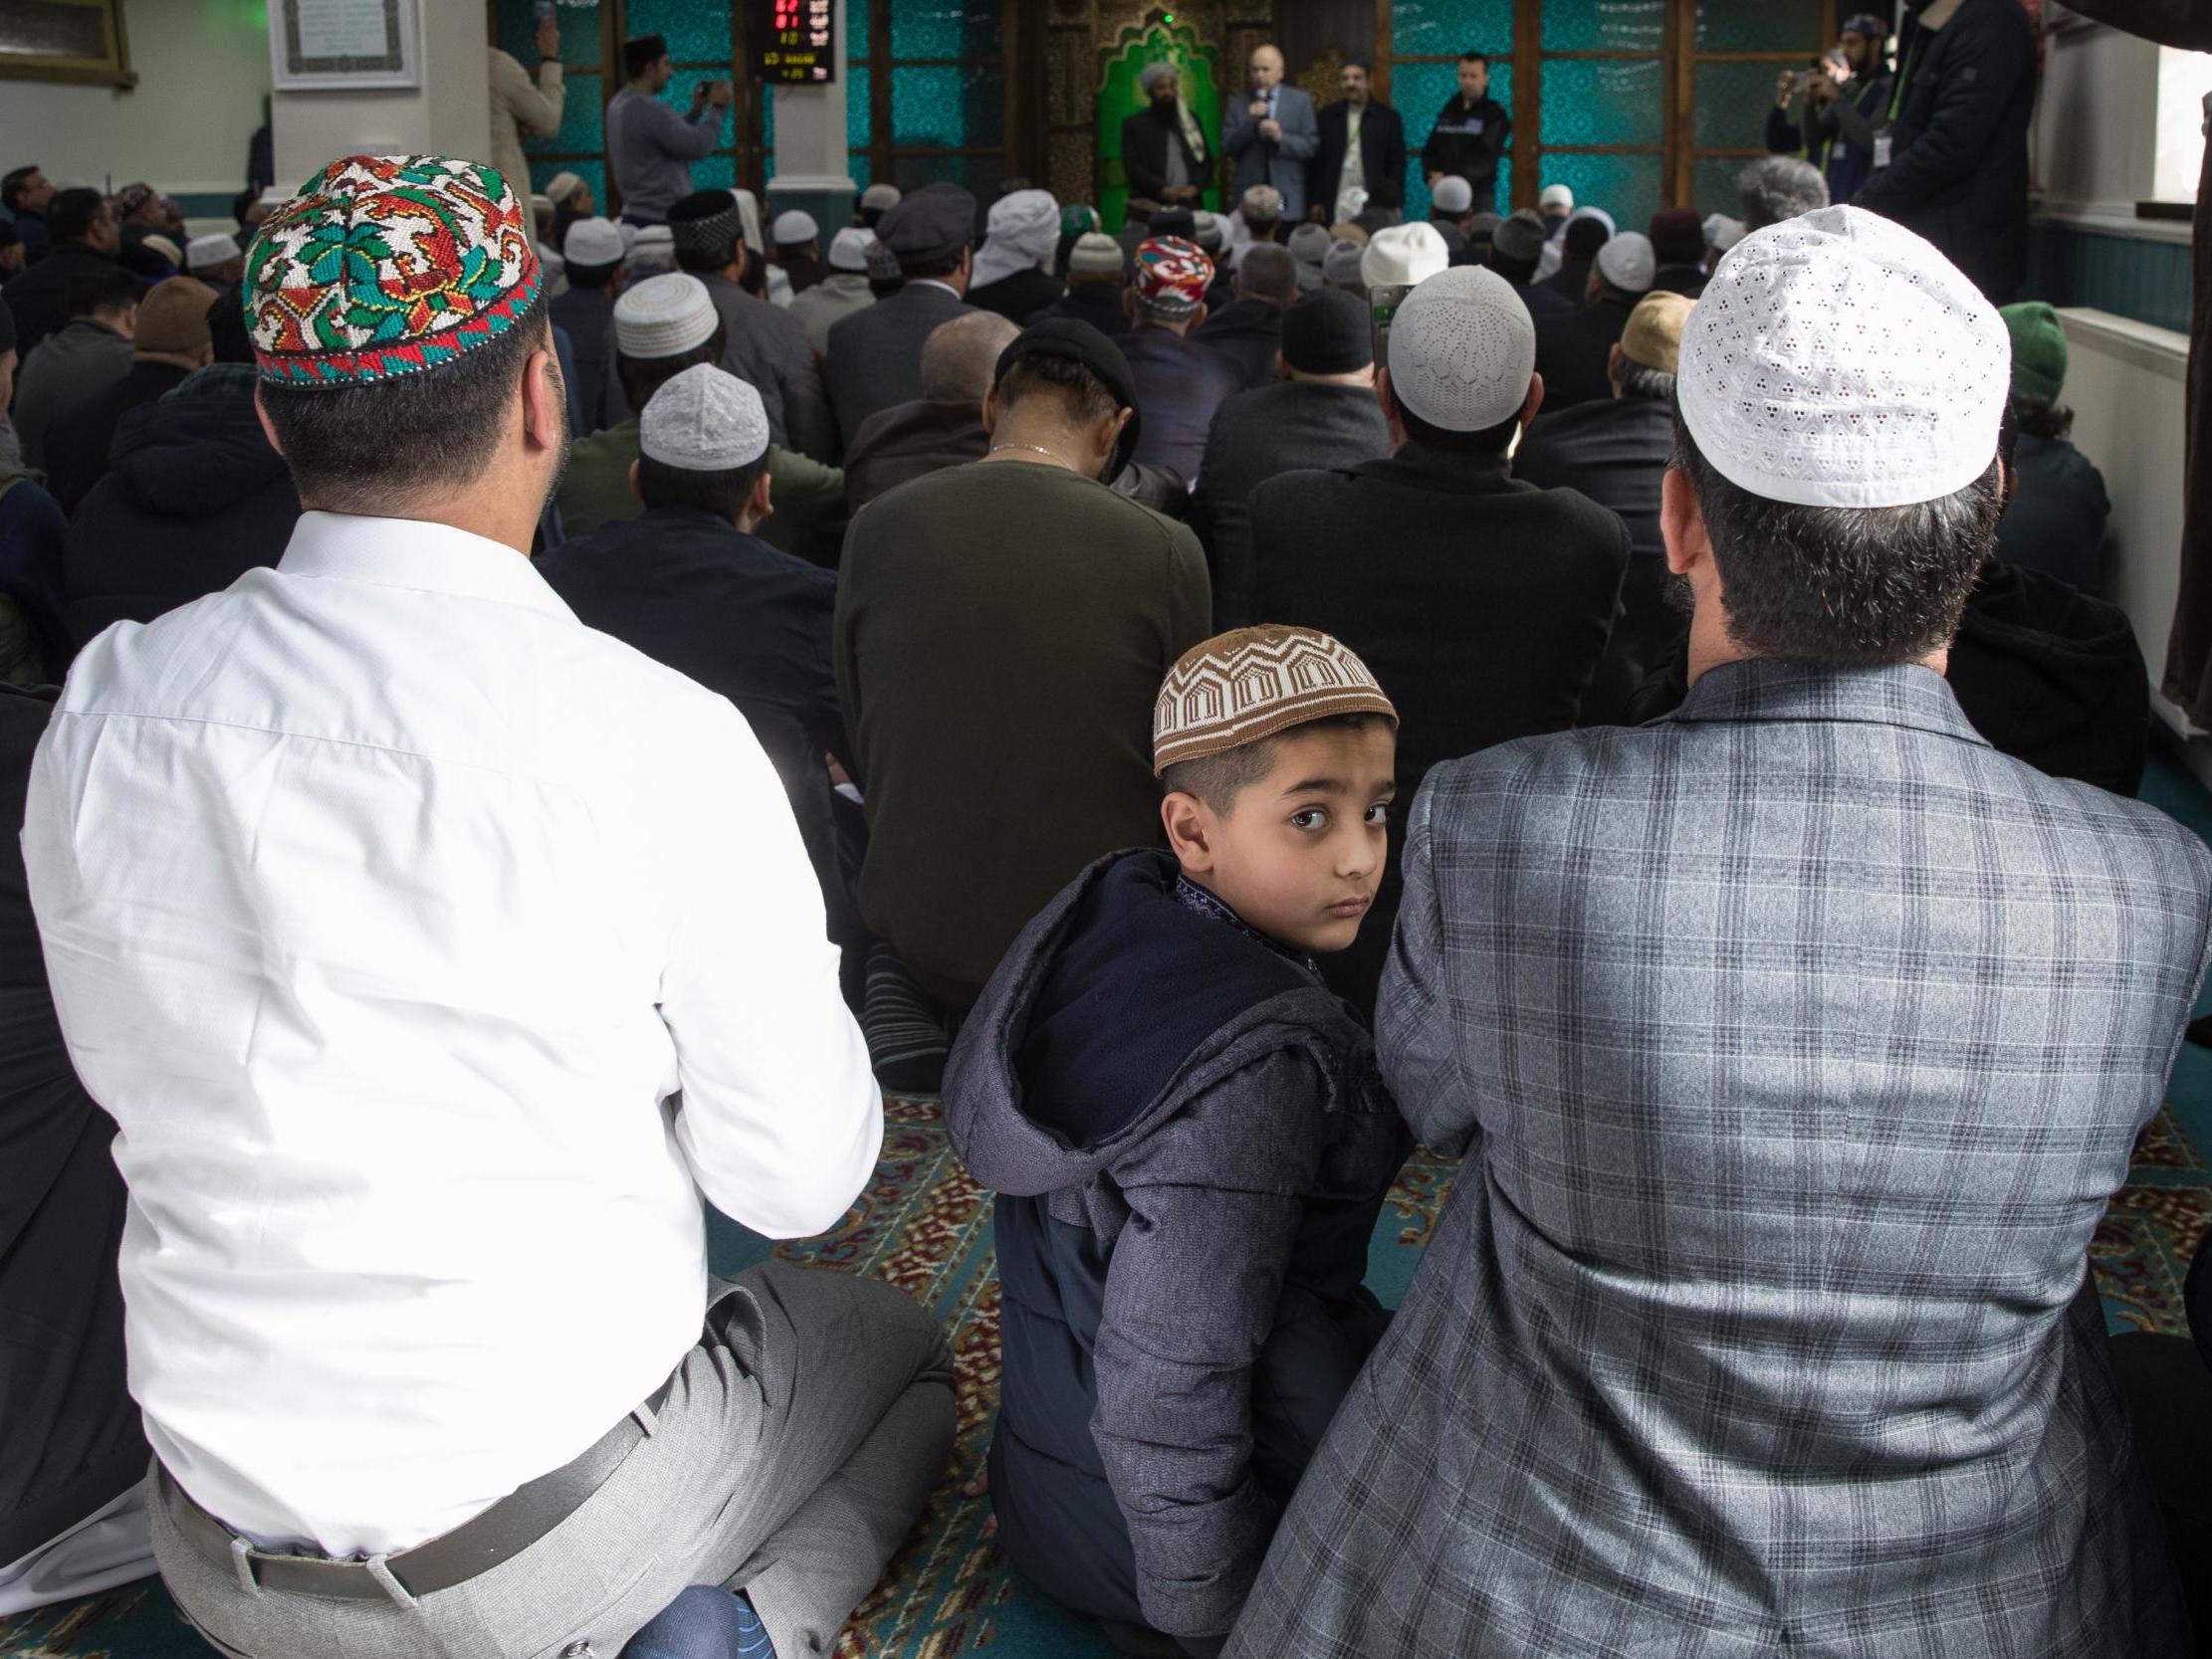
[487,47,564,197]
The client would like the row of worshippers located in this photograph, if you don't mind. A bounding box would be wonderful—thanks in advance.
[5,144,2209,1659]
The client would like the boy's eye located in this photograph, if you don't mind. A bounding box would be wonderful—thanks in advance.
[1290,808,1327,831]
[1366,803,1391,826]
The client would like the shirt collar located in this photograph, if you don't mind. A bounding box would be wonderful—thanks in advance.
[907,277,962,299]
[278,512,576,621]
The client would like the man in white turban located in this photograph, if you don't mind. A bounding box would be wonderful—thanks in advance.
[1122,62,1210,210]
[968,188,1064,324]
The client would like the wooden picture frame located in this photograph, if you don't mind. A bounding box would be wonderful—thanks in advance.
[0,0,135,89]
[270,0,420,92]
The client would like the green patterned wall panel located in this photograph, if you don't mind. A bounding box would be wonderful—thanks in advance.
[692,154,737,192]
[1694,155,1749,220]
[496,0,599,69]
[1542,0,1663,53]
[1396,58,1512,222]
[893,153,1002,199]
[1538,153,1661,235]
[626,0,733,64]
[1390,0,1513,57]
[1696,0,1823,53]
[890,64,1003,148]
[848,64,871,150]
[527,72,603,156]
[1539,59,1662,147]
[1695,60,1792,150]
[890,1,999,61]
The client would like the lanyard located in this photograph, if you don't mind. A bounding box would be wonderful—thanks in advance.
[1888,37,1924,123]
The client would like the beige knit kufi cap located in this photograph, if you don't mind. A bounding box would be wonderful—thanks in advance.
[1154,625,1397,774]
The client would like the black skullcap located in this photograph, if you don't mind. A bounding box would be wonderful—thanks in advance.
[1148,206,1197,243]
[877,182,977,271]
[1280,288,1371,375]
[668,188,745,261]
[994,318,1143,480]
[622,34,669,80]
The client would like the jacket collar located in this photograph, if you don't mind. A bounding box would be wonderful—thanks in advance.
[279,512,576,620]
[1664,659,1990,746]
[1358,440,1527,497]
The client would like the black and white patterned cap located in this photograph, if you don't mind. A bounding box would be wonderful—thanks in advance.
[1678,204,2009,509]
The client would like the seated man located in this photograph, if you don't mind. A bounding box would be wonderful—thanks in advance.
[790,227,878,355]
[1530,230,1654,410]
[1993,300,2109,592]
[1036,232,1131,336]
[24,153,953,1659]
[1193,242,1298,389]
[560,271,844,562]
[548,215,625,435]
[843,310,1020,512]
[947,626,1409,1659]
[0,683,151,1617]
[1247,265,1629,1014]
[837,318,1210,1012]
[1228,207,2199,1659]
[1483,209,1572,318]
[1120,238,1245,483]
[537,364,863,960]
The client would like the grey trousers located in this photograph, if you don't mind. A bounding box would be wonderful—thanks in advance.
[151,1263,956,1659]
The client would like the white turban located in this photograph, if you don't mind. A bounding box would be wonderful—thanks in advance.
[972,189,1061,290]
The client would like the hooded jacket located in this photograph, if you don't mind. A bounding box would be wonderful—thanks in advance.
[61,378,299,652]
[945,849,1406,1648]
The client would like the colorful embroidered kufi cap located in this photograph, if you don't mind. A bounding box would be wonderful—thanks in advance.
[1154,625,1398,774]
[1132,237,1213,314]
[245,153,542,389]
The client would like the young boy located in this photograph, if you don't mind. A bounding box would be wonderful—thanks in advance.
[944,625,1411,1659]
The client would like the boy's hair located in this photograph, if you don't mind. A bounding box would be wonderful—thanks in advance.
[1161,713,1395,814]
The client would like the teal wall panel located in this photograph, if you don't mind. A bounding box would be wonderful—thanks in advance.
[2027,227,2192,336]
[1397,59,1513,223]
[1391,0,1513,57]
[1542,0,1663,52]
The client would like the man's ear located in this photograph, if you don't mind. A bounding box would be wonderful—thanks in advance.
[1659,466,1709,578]
[1161,789,1217,875]
[749,467,774,521]
[521,346,562,454]
[1518,372,1545,428]
[626,458,643,503]
[252,382,285,456]
[981,382,1000,436]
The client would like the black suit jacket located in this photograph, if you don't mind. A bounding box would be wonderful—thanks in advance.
[1121,108,1208,202]
[824,280,977,450]
[1192,297,1286,389]
[1310,101,1407,214]
[1532,297,1636,411]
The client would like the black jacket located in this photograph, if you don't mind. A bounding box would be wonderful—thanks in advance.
[1,246,132,358]
[1420,95,1510,207]
[63,382,300,652]
[1995,432,2110,594]
[969,267,1064,326]
[945,849,1404,1649]
[1036,280,1131,336]
[1121,106,1209,203]
[1249,444,1629,1011]
[1309,100,1407,214]
[824,280,977,450]
[1532,295,1636,411]
[535,505,861,946]
[1857,0,2037,305]
[842,396,989,513]
[40,357,193,513]
[1121,326,1249,483]
[0,683,146,1568]
[1191,296,1286,389]
[1193,379,1391,628]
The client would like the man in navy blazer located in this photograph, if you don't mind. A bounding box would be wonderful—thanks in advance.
[1223,45,1320,224]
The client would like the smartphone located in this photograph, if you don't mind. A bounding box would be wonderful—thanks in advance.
[1370,283,1412,366]
[535,0,554,22]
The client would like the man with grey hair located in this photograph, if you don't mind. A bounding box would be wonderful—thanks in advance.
[1122,62,1210,208]
[1226,207,2198,1659]
[843,311,1021,511]
[1224,44,1320,221]
[1194,240,1298,387]
[1738,153,1829,232]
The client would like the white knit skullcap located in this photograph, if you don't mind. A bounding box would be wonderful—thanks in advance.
[640,363,770,472]
[1430,175,1473,214]
[1387,265,1536,432]
[545,171,584,204]
[1595,231,1655,295]
[827,226,875,272]
[186,232,240,270]
[1678,204,2009,510]
[614,272,718,359]
[774,209,818,244]
[1361,221,1449,290]
[563,216,624,267]
[632,223,674,252]
[1539,183,1574,212]
[1703,213,1747,253]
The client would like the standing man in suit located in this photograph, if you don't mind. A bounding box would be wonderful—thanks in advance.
[825,182,979,449]
[1121,63,1212,210]
[1224,46,1320,225]
[1227,207,2200,1659]
[1310,59,1407,225]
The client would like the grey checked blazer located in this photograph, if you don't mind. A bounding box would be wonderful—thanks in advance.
[1227,661,2209,1659]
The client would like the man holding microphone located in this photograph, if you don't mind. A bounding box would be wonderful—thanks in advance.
[1224,44,1319,225]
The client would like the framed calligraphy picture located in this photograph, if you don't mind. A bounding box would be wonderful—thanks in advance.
[270,0,418,92]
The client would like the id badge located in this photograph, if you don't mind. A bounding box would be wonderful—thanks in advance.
[1873,132,1892,169]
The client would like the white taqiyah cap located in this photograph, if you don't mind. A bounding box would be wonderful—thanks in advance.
[1361,221,1449,290]
[614,271,719,358]
[827,226,875,272]
[860,182,902,211]
[631,223,673,251]
[1703,213,1747,253]
[186,232,240,270]
[1386,265,1536,432]
[640,363,771,471]
[1678,204,2010,510]
[1594,230,1656,295]
[773,208,818,244]
[1429,175,1473,214]
[563,216,624,267]
[545,170,584,204]
[1539,183,1574,211]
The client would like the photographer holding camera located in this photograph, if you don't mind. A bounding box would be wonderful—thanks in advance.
[1765,15,1893,206]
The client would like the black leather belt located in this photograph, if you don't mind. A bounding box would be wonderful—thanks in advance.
[160,1375,676,1602]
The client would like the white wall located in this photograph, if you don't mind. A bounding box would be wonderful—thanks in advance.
[3,0,270,208]
[2036,22,2158,214]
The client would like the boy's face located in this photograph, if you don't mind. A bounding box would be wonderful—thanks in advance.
[1165,722,1398,955]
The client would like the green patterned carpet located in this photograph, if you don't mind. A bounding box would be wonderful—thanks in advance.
[9,753,2212,1659]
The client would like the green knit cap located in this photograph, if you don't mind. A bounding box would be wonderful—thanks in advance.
[2001,301,2067,405]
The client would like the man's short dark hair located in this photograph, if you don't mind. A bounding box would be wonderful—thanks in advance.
[1398,398,1520,455]
[1670,412,2002,667]
[1618,360,1675,403]
[68,264,140,319]
[996,352,1119,427]
[635,450,770,519]
[897,249,966,282]
[1563,217,1610,260]
[1487,247,1538,286]
[565,258,621,292]
[48,187,108,246]
[232,186,259,228]
[1161,713,1396,813]
[615,322,729,413]
[257,304,554,512]
[1459,52,1490,68]
[2,166,40,212]
[622,34,669,80]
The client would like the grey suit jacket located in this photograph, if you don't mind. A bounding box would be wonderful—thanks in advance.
[1229,660,2207,1659]
[824,282,976,453]
[1223,85,1320,220]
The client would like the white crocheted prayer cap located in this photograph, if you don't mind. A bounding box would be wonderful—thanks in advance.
[1386,265,1536,432]
[1594,230,1654,295]
[640,363,770,472]
[773,209,818,244]
[186,232,240,270]
[827,226,875,272]
[1362,221,1449,290]
[1429,175,1473,214]
[614,272,718,358]
[563,216,624,267]
[1678,205,2009,510]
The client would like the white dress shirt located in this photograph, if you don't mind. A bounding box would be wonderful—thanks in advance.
[23,513,882,1558]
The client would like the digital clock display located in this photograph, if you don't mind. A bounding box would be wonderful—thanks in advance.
[754,0,834,84]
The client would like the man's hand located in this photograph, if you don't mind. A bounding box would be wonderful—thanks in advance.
[1775,68,1798,109]
[534,12,560,60]
[1165,183,1201,202]
[1248,99,1269,120]
[708,77,734,108]
[1259,117,1283,142]
[691,79,712,109]
[1806,72,1838,106]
